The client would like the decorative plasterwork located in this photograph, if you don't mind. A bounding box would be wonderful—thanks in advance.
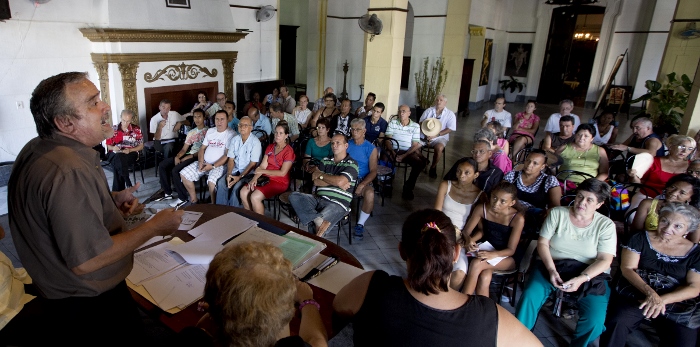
[91,52,238,64]
[144,63,218,83]
[221,58,237,106]
[79,28,247,43]
[118,63,140,115]
[92,62,110,106]
[469,26,485,37]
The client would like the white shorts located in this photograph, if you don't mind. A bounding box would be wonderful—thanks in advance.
[180,161,225,184]
[428,137,448,148]
[452,248,469,273]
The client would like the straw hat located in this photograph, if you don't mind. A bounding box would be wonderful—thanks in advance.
[421,118,442,137]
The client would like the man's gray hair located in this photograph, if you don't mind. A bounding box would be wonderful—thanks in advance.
[350,118,365,128]
[473,139,492,150]
[632,117,652,129]
[559,99,574,108]
[474,128,496,144]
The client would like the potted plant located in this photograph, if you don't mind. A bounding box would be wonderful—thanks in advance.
[415,57,447,121]
[631,72,692,133]
[499,76,525,103]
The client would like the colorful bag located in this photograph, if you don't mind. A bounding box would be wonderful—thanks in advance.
[609,181,630,211]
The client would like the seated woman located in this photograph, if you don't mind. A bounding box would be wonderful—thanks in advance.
[105,110,144,191]
[504,149,561,237]
[601,203,700,347]
[627,134,695,210]
[308,93,339,129]
[240,122,295,215]
[508,100,540,158]
[184,91,215,120]
[475,127,511,174]
[516,178,617,347]
[293,95,313,130]
[456,182,524,297]
[177,241,327,347]
[304,117,332,164]
[242,91,263,116]
[631,174,700,242]
[333,209,541,347]
[434,157,484,233]
[486,121,512,173]
[591,111,618,146]
[556,124,609,188]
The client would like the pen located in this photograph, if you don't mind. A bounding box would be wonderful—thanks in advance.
[301,257,338,282]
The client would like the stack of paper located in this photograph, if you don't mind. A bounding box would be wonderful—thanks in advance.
[467,241,507,266]
[127,239,187,285]
[188,212,257,244]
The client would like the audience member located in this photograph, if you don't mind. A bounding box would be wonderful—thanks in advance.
[313,87,338,111]
[215,116,261,207]
[420,94,457,178]
[280,86,295,114]
[289,134,358,236]
[608,117,665,157]
[591,111,618,146]
[153,109,208,202]
[471,140,503,193]
[224,100,238,132]
[363,102,387,143]
[0,225,36,343]
[347,118,379,241]
[179,242,327,347]
[509,100,540,157]
[293,95,313,129]
[105,109,144,191]
[212,92,227,117]
[333,209,541,347]
[176,110,235,206]
[385,105,428,200]
[264,87,283,106]
[543,99,581,136]
[557,124,609,185]
[305,117,333,163]
[481,97,512,133]
[309,93,340,128]
[240,122,295,215]
[627,134,695,210]
[631,174,700,243]
[9,71,183,345]
[249,106,272,139]
[270,102,300,142]
[541,115,575,153]
[688,159,700,179]
[601,203,700,347]
[330,99,356,137]
[435,157,484,233]
[474,128,509,174]
[516,178,616,347]
[456,182,524,297]
[183,91,216,120]
[487,121,513,173]
[355,92,376,118]
[150,98,187,158]
[242,91,263,116]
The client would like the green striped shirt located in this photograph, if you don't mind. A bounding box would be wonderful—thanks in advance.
[316,155,359,211]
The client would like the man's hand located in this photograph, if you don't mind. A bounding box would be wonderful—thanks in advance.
[173,121,183,132]
[339,180,351,191]
[146,208,185,237]
[609,144,627,151]
[396,153,405,163]
[174,156,181,165]
[158,120,166,130]
[355,182,366,196]
[425,135,434,142]
[113,183,142,216]
[227,175,240,188]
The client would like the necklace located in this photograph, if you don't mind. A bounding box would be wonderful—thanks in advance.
[576,146,592,159]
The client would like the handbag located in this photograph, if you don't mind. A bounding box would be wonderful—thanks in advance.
[256,175,270,186]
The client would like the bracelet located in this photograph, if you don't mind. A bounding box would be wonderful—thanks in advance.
[582,273,591,282]
[299,299,320,311]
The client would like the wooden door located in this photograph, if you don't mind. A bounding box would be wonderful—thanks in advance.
[458,59,475,116]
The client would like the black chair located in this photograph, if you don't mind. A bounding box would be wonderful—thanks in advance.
[491,239,538,307]
[556,170,595,195]
[373,137,400,206]
[143,141,164,177]
[420,145,446,174]
[508,126,539,160]
[252,130,270,150]
[127,150,146,185]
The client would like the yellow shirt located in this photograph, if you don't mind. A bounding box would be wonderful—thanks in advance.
[558,144,601,183]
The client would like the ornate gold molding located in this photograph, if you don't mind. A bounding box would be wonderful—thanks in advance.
[221,57,237,102]
[469,26,485,37]
[144,63,218,83]
[93,62,110,106]
[118,62,140,115]
[79,28,248,43]
[91,52,238,64]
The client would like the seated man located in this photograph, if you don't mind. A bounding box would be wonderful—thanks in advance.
[419,94,456,178]
[153,109,208,202]
[387,105,429,200]
[289,134,358,237]
[224,101,239,133]
[249,106,272,140]
[480,97,511,134]
[543,99,581,137]
[607,117,665,157]
[472,139,504,193]
[215,116,261,207]
[330,99,356,137]
[312,86,338,111]
[150,98,188,158]
[541,115,575,153]
[347,118,379,241]
[173,110,235,207]
[355,92,376,118]
[280,86,296,114]
[364,102,387,143]
[269,102,300,142]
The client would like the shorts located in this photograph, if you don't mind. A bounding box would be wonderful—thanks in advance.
[452,248,469,273]
[180,161,225,184]
[427,137,448,148]
[255,176,289,198]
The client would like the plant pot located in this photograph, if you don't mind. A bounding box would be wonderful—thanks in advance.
[415,106,426,123]
[504,89,518,103]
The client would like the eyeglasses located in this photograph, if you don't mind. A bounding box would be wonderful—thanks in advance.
[687,169,700,176]
[351,128,365,132]
[677,145,696,152]
[471,149,489,155]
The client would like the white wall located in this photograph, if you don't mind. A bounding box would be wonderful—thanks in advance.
[323,0,366,103]
[280,0,309,84]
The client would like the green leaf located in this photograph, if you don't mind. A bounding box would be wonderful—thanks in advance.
[667,72,677,83]
[646,80,662,92]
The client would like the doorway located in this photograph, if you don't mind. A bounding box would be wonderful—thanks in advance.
[279,25,299,85]
[537,5,604,105]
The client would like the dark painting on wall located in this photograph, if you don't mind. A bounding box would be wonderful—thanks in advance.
[504,43,531,78]
[479,39,493,86]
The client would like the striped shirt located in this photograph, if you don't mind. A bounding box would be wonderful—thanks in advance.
[385,119,420,151]
[316,155,359,211]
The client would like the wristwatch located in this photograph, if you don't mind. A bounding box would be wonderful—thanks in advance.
[318,174,324,181]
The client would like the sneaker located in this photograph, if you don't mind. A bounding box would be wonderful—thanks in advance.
[313,217,324,230]
[429,167,437,178]
[353,224,365,241]
[143,189,164,204]
[170,199,186,208]
[154,193,173,202]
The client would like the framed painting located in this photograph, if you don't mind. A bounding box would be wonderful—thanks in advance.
[165,0,190,9]
[504,43,531,78]
[479,39,493,86]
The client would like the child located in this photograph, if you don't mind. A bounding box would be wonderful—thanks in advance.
[508,100,540,159]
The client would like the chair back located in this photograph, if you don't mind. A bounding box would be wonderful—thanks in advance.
[556,170,595,195]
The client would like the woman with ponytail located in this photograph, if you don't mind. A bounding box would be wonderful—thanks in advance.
[333,209,540,347]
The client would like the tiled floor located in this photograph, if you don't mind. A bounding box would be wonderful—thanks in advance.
[2,101,660,346]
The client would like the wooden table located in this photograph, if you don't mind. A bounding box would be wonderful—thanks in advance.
[129,205,362,338]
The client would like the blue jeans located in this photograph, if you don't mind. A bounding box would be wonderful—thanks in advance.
[289,192,347,229]
[215,174,252,207]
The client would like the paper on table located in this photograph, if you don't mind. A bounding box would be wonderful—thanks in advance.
[141,264,208,311]
[307,262,365,295]
[279,236,316,268]
[126,279,181,314]
[285,231,326,269]
[474,241,507,266]
[127,238,186,285]
[225,226,287,247]
[167,241,224,265]
[178,211,204,231]
[136,236,171,251]
[188,212,257,244]
[292,255,328,279]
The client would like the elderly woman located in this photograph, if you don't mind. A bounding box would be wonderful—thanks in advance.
[556,123,609,185]
[516,178,617,347]
[177,242,327,347]
[105,110,144,191]
[475,128,511,174]
[627,134,695,210]
[631,174,700,243]
[601,203,700,347]
[333,209,541,347]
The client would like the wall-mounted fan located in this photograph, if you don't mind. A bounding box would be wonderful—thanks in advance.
[256,5,275,22]
[358,13,383,42]
[680,23,700,40]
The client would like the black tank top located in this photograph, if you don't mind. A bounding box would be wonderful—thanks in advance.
[514,171,548,209]
[628,133,665,157]
[353,270,499,347]
[482,204,517,250]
